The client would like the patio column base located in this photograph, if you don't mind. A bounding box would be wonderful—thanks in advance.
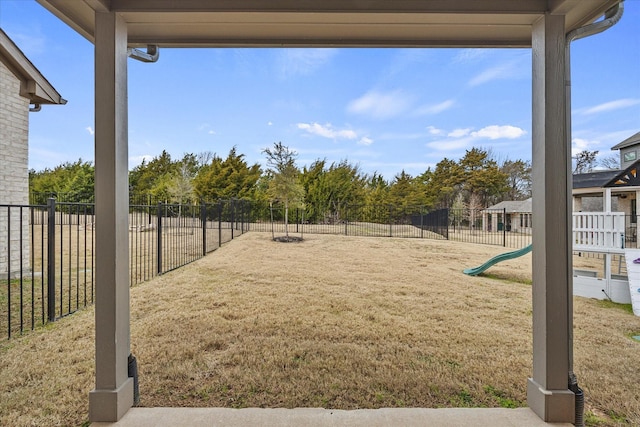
[527,377,575,424]
[89,377,134,422]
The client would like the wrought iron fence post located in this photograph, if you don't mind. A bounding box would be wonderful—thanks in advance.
[47,198,56,322]
[147,194,152,225]
[345,204,348,236]
[389,205,393,237]
[6,206,11,336]
[231,199,235,240]
[503,207,507,247]
[157,203,163,275]
[241,200,245,234]
[246,201,251,232]
[218,200,222,247]
[201,201,207,256]
[420,206,424,239]
[296,208,299,233]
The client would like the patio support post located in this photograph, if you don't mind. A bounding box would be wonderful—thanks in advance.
[527,12,575,423]
[89,11,133,422]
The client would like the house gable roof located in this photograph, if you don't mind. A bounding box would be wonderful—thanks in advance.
[0,28,66,105]
[611,131,640,151]
[485,198,532,213]
[604,159,640,188]
[573,169,620,189]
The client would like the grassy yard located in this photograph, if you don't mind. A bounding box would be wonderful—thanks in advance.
[1,232,639,426]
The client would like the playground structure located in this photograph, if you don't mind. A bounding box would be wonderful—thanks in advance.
[571,212,631,305]
[465,211,639,315]
[463,244,532,276]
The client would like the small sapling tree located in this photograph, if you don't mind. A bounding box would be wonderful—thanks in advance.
[262,142,305,240]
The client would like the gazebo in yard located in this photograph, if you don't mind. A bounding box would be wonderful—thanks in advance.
[482,198,533,234]
[35,0,627,424]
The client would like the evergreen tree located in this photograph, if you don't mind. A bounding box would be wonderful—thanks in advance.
[129,150,177,202]
[29,159,95,202]
[459,148,508,207]
[424,158,463,208]
[192,147,261,201]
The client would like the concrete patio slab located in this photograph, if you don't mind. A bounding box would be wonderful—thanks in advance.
[92,407,573,427]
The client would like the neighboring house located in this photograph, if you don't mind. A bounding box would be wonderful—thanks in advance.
[484,132,640,240]
[573,131,640,242]
[482,198,532,234]
[0,28,65,276]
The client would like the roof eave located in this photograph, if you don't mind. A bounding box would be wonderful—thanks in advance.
[35,0,622,48]
[0,29,66,105]
[610,132,640,151]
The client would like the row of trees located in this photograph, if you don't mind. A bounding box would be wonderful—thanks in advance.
[30,144,534,214]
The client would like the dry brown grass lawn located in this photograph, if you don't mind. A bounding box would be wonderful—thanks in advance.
[1,232,639,426]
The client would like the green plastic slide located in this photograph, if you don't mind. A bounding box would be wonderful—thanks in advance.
[463,244,532,276]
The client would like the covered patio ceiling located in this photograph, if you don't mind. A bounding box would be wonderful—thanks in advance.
[33,0,626,424]
[38,0,620,48]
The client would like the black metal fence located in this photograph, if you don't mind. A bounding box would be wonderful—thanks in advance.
[249,202,532,248]
[2,197,543,340]
[1,198,249,340]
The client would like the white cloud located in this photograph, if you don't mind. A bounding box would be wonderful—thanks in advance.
[278,48,338,77]
[267,121,273,126]
[470,125,526,140]
[468,65,511,87]
[448,128,471,138]
[347,90,412,119]
[414,99,455,116]
[467,56,528,87]
[571,137,600,157]
[427,137,475,151]
[85,126,94,135]
[384,49,433,76]
[208,130,216,135]
[452,48,491,64]
[358,136,374,146]
[581,98,640,115]
[426,126,444,136]
[427,124,527,153]
[297,122,357,140]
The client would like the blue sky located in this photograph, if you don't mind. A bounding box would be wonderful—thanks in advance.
[1,0,639,180]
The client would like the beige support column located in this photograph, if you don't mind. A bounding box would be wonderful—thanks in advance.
[527,12,575,424]
[604,188,612,212]
[89,11,133,422]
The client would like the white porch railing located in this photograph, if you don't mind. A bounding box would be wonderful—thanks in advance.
[573,212,626,253]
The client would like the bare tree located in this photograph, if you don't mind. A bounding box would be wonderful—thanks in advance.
[167,163,195,223]
[573,150,599,174]
[262,142,305,239]
[196,151,216,168]
[599,154,620,170]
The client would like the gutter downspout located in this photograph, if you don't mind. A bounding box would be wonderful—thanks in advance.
[127,44,159,63]
[29,104,42,112]
[564,3,624,426]
[124,43,158,406]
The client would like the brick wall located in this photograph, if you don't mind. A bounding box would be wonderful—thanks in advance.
[0,59,31,276]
